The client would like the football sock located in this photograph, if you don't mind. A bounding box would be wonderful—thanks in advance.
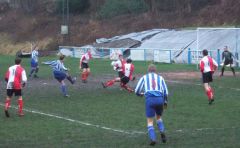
[29,69,35,76]
[86,71,90,79]
[147,126,156,141]
[120,83,134,92]
[18,99,23,113]
[81,72,87,81]
[105,79,115,87]
[209,87,214,98]
[157,119,165,133]
[61,85,67,96]
[35,67,39,73]
[5,99,11,110]
[206,89,212,100]
[67,76,74,84]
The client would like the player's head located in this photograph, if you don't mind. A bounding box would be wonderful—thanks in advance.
[15,57,22,65]
[119,54,123,59]
[224,46,228,51]
[59,55,65,61]
[202,49,208,56]
[87,50,92,58]
[148,64,157,73]
[126,58,132,63]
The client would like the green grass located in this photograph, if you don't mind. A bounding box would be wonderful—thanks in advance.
[0,55,240,147]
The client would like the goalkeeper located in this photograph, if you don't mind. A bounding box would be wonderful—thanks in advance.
[220,46,235,76]
[135,64,168,146]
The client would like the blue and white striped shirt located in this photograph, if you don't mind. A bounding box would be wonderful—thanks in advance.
[135,73,168,97]
[31,50,39,62]
[44,60,68,72]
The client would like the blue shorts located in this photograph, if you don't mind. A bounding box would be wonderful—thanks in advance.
[31,59,38,68]
[53,70,67,82]
[145,96,164,118]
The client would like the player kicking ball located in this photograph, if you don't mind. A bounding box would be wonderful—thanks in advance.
[199,49,218,105]
[4,58,27,117]
[102,58,135,92]
[45,55,76,97]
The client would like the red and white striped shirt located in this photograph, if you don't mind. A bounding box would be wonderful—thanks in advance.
[199,56,218,73]
[123,63,134,80]
[5,65,27,89]
[80,52,92,65]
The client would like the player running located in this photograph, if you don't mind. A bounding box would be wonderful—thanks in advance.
[80,50,92,83]
[135,64,168,146]
[220,46,235,76]
[199,49,218,105]
[4,58,27,117]
[29,45,39,78]
[45,55,76,97]
[102,58,135,92]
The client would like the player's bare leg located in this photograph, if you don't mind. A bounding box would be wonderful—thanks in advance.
[156,115,167,143]
[147,118,156,146]
[4,97,11,117]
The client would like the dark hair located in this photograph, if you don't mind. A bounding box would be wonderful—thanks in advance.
[59,55,65,60]
[126,58,132,63]
[15,58,22,64]
[202,49,208,56]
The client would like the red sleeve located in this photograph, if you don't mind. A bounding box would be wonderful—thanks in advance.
[5,70,9,82]
[122,63,126,74]
[200,61,204,73]
[80,55,86,66]
[129,64,134,80]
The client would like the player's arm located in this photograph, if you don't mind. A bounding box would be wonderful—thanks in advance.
[161,77,169,109]
[79,56,85,69]
[5,70,10,82]
[135,77,144,96]
[21,70,27,87]
[199,60,204,73]
[62,63,68,71]
[129,64,134,80]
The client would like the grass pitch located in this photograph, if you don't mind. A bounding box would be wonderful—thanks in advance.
[0,55,240,148]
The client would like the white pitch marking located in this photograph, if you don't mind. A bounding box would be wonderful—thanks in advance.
[0,103,146,135]
[0,103,239,136]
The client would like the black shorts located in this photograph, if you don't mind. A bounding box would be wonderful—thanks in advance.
[118,71,124,78]
[224,59,233,65]
[7,89,22,97]
[202,72,213,83]
[121,76,130,85]
[81,63,89,69]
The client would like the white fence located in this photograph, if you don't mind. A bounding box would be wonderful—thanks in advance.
[59,46,239,66]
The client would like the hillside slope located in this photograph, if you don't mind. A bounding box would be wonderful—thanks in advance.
[0,0,240,54]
